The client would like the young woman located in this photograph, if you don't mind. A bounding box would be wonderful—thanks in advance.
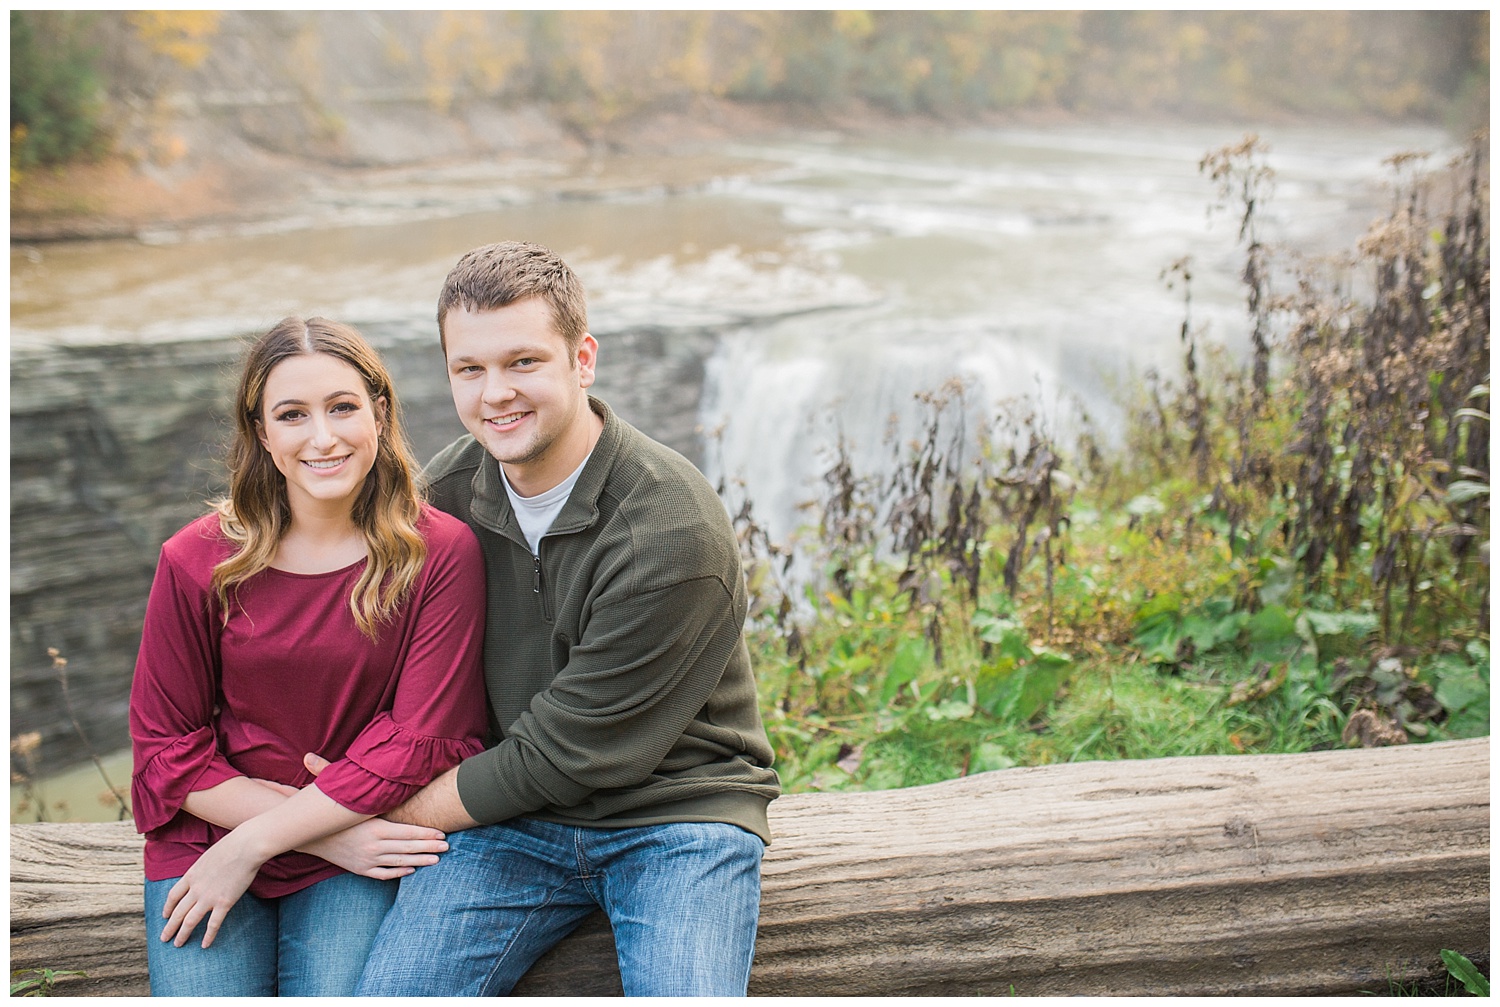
[129,317,488,996]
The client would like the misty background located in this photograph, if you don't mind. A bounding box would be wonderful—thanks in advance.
[10,11,1487,810]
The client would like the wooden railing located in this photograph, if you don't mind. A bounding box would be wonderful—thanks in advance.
[12,737,1488,996]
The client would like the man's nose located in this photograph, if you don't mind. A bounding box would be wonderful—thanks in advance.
[482,372,515,405]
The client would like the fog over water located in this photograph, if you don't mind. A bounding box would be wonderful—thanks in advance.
[10,120,1457,792]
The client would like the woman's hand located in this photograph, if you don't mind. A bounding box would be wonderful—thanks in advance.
[292,754,451,875]
[162,775,386,948]
[299,818,449,879]
[244,772,447,878]
[159,835,263,949]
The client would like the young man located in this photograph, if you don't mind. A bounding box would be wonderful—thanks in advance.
[352,241,781,996]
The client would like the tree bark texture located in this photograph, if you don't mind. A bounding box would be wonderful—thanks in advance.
[11,738,1488,996]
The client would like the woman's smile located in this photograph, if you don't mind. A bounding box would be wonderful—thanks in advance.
[302,454,352,471]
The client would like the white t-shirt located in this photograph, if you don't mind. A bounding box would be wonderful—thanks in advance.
[500,453,591,556]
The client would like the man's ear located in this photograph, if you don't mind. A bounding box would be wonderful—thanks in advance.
[575,333,598,390]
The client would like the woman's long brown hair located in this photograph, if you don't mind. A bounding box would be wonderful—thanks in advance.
[211,316,427,639]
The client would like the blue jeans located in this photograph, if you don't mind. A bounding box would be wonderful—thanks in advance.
[144,872,398,996]
[355,818,764,997]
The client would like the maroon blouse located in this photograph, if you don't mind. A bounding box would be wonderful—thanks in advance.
[129,504,488,898]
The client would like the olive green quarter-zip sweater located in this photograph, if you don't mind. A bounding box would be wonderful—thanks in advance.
[425,397,781,843]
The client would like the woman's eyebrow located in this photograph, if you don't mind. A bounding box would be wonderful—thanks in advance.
[269,390,360,410]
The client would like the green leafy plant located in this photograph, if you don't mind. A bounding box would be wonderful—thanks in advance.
[973,605,1071,722]
[1425,641,1492,738]
[1440,950,1488,997]
[1133,594,1250,667]
[11,968,88,997]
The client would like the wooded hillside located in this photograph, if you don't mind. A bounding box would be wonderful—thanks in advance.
[11,11,1488,177]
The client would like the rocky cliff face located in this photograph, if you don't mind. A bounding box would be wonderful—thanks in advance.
[11,316,715,776]
[12,336,240,773]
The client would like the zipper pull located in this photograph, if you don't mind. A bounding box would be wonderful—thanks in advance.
[533,554,542,594]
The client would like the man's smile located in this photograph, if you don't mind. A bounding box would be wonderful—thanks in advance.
[487,411,530,430]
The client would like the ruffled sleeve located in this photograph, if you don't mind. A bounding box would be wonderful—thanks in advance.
[313,712,484,813]
[129,523,241,834]
[313,512,489,815]
[131,726,242,833]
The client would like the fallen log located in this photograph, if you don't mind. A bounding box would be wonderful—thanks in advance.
[11,738,1488,996]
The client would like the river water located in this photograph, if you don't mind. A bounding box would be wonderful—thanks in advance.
[10,120,1455,813]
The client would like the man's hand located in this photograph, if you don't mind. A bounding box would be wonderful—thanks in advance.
[305,753,482,833]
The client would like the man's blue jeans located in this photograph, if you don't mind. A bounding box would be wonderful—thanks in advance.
[144,872,398,996]
[355,818,765,996]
